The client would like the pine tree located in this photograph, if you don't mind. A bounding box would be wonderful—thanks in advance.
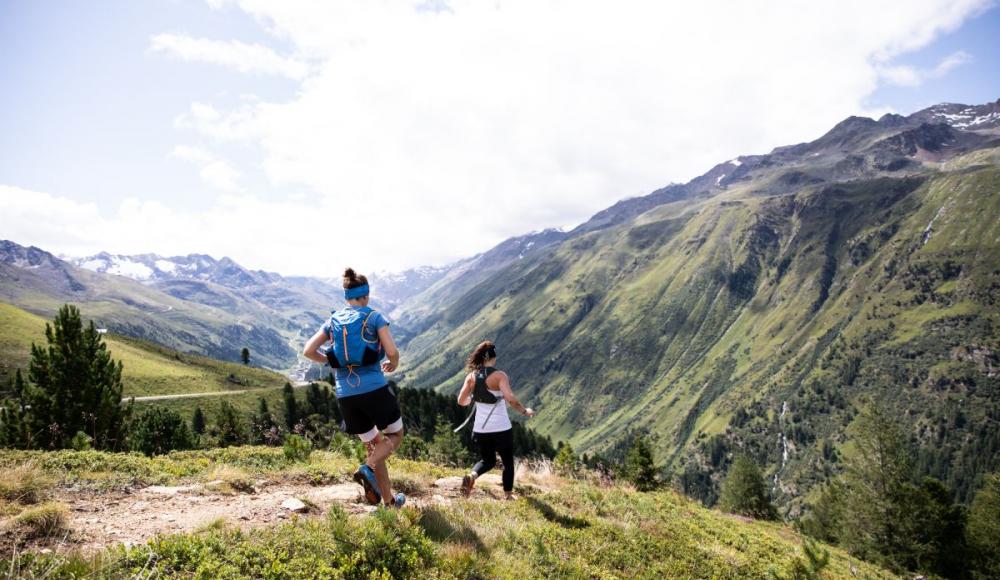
[256,397,275,430]
[283,383,299,432]
[24,305,129,449]
[191,406,206,435]
[428,416,468,466]
[718,454,779,520]
[1,370,31,449]
[241,347,250,366]
[967,472,1000,579]
[252,397,278,445]
[554,441,579,476]
[799,481,845,544]
[839,401,966,576]
[305,383,331,420]
[623,435,658,491]
[840,401,916,568]
[213,400,247,447]
[130,406,196,456]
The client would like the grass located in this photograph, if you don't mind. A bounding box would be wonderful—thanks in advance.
[0,463,51,504]
[204,465,256,494]
[7,502,68,539]
[0,302,290,398]
[131,382,294,423]
[0,447,895,578]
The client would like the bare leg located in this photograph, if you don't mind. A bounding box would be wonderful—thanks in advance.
[366,430,404,505]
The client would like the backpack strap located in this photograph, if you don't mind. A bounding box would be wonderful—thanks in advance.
[361,310,380,347]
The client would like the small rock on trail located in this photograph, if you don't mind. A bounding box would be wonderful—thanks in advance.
[281,498,308,513]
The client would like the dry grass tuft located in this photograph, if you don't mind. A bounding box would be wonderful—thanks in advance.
[8,501,68,539]
[204,465,256,494]
[0,462,53,504]
[194,517,229,534]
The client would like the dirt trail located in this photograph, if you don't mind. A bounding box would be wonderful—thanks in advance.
[11,473,513,555]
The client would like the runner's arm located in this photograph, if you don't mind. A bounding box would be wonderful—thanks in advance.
[496,372,534,417]
[302,329,329,364]
[457,373,475,406]
[378,325,400,373]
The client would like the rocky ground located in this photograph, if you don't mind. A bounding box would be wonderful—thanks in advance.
[5,472,517,556]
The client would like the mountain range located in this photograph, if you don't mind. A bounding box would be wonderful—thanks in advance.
[2,98,999,511]
[390,98,1000,510]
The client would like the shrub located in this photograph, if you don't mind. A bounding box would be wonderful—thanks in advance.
[283,434,312,462]
[8,501,68,538]
[329,431,366,464]
[130,406,196,456]
[397,436,430,461]
[69,431,92,451]
[770,538,830,580]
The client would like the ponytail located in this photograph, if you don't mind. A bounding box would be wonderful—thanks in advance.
[466,340,497,371]
[342,267,369,290]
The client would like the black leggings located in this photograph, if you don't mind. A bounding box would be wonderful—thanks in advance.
[473,429,514,492]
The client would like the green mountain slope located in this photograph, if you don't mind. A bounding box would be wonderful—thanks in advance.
[0,302,289,397]
[399,108,1000,508]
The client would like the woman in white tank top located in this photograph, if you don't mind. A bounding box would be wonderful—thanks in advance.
[457,341,534,499]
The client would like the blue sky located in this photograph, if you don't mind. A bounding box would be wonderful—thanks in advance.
[0,0,295,212]
[1,0,998,275]
[867,6,1000,112]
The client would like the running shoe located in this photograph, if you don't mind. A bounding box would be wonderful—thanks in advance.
[392,492,406,508]
[353,464,381,505]
[461,473,476,497]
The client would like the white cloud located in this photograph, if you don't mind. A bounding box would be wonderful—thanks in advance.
[170,145,243,192]
[879,50,973,87]
[0,185,321,272]
[35,0,982,276]
[149,33,310,79]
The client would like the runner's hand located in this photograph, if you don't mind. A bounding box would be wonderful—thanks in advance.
[381,360,397,373]
[524,407,535,417]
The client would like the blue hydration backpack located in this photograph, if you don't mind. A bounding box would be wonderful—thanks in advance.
[326,307,384,370]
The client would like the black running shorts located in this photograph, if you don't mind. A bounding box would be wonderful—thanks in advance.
[337,384,402,435]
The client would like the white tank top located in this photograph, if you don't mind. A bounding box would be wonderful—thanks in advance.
[473,388,512,433]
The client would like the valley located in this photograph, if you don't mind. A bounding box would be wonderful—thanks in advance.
[2,99,999,515]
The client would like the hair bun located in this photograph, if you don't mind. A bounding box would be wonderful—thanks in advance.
[343,267,357,282]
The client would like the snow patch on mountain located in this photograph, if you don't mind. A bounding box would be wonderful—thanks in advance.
[926,103,1000,130]
[78,255,154,280]
[155,259,177,273]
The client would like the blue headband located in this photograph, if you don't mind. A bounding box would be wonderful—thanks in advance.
[345,284,369,299]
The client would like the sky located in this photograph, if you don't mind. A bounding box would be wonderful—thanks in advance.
[1,0,998,276]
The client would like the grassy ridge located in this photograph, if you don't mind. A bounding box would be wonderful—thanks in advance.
[0,302,290,398]
[0,447,893,578]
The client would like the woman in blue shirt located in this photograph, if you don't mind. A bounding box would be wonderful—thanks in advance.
[303,268,404,508]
